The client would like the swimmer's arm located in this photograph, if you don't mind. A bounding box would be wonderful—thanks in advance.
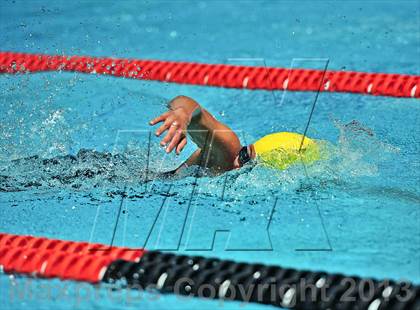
[150,96,241,170]
[172,149,202,174]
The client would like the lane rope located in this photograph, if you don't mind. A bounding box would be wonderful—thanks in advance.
[0,233,144,283]
[0,52,419,306]
[1,233,419,309]
[0,51,419,98]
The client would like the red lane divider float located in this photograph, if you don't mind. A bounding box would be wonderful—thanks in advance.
[1,232,419,309]
[0,233,144,283]
[0,51,418,98]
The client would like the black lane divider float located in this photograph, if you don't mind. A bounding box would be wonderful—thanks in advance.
[1,229,420,309]
[104,251,420,309]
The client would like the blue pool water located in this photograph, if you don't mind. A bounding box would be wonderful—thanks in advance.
[0,0,419,309]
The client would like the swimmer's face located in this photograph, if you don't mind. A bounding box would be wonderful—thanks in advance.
[233,144,256,169]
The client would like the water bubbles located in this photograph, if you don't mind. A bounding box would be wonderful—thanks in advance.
[330,118,399,178]
[169,31,178,38]
[8,274,15,283]
[0,148,152,192]
[42,110,64,126]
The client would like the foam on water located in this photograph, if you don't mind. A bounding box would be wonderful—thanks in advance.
[0,117,398,202]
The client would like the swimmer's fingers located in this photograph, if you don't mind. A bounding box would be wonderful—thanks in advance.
[149,112,170,126]
[161,121,179,148]
[166,129,184,153]
[155,117,173,137]
[176,137,187,155]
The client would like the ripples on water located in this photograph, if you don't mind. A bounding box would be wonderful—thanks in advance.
[0,117,399,203]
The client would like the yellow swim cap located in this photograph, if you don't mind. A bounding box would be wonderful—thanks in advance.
[253,132,320,170]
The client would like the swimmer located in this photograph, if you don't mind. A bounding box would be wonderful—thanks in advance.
[149,96,320,174]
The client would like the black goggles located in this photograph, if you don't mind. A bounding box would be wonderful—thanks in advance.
[238,146,251,167]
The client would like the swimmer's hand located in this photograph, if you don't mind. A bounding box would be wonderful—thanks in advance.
[149,96,199,155]
[150,95,241,172]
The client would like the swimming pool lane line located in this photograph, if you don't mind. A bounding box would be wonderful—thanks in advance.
[1,232,419,309]
[0,51,418,98]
